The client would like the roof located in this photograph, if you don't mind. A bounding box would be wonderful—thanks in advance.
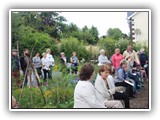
[127,12,138,19]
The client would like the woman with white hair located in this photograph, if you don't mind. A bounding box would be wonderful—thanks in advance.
[98,49,111,66]
[60,52,67,64]
[60,52,70,74]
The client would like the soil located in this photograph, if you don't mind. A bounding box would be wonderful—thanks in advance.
[130,81,149,108]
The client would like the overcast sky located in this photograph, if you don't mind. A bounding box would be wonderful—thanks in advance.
[60,12,130,37]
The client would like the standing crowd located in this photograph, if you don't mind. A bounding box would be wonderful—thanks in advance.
[11,48,79,87]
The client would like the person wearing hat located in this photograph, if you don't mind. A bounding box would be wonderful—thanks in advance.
[111,48,124,70]
[11,49,20,87]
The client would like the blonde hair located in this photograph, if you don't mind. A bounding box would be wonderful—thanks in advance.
[46,48,51,53]
[42,52,46,56]
[61,52,65,55]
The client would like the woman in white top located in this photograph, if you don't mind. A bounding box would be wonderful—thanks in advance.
[46,48,55,67]
[106,64,130,108]
[41,53,51,86]
[74,64,106,108]
[95,65,124,108]
[46,48,54,78]
[98,49,111,66]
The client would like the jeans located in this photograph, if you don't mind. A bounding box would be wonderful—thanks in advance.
[43,69,51,81]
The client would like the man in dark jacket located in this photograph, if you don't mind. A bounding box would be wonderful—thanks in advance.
[139,48,148,77]
[11,49,20,87]
[20,48,30,86]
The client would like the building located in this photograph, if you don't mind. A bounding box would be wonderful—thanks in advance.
[127,12,149,42]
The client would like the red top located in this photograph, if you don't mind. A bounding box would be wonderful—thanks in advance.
[111,54,124,70]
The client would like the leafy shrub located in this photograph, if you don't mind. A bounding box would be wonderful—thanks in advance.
[98,37,132,58]
[43,86,74,107]
[60,37,92,62]
[14,25,59,56]
[98,37,118,58]
[132,40,148,55]
[13,87,45,108]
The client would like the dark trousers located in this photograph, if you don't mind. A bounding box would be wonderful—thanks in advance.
[145,67,149,78]
[22,69,28,86]
[115,81,134,97]
[36,67,42,76]
[43,69,51,81]
[71,64,78,74]
[113,92,130,108]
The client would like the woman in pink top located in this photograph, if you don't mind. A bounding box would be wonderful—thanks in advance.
[111,48,124,70]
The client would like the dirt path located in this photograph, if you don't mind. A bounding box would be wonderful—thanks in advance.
[130,81,149,108]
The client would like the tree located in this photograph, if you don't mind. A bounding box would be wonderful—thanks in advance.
[89,26,99,44]
[107,28,124,40]
[15,11,67,39]
[14,25,58,56]
[81,26,99,45]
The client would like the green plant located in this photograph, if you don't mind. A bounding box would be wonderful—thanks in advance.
[13,87,45,108]
[60,37,92,62]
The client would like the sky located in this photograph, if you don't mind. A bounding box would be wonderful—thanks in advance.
[59,12,130,37]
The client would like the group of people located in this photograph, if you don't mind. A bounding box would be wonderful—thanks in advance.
[11,44,148,108]
[11,48,79,87]
[74,45,148,108]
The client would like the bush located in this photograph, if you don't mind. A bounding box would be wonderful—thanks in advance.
[13,25,59,56]
[13,87,46,108]
[132,40,148,55]
[60,37,92,62]
[98,37,132,58]
[98,37,118,58]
